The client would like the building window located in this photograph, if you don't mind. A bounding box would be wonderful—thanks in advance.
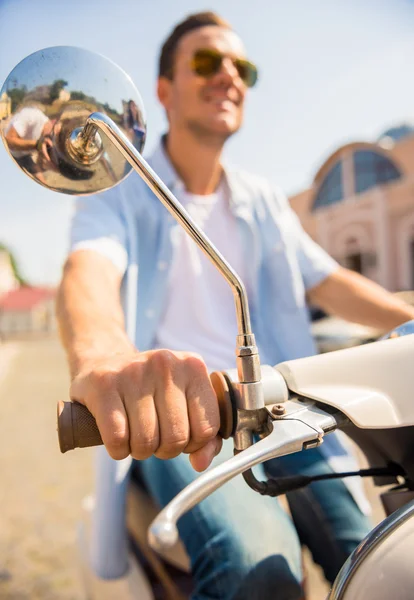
[340,236,377,276]
[353,150,401,195]
[313,161,344,210]
[344,253,363,274]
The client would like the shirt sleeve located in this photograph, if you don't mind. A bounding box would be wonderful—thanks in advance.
[70,190,128,275]
[271,186,339,290]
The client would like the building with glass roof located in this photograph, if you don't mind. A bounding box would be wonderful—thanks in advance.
[289,123,414,292]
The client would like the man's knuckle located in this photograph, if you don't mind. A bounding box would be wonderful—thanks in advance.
[108,429,128,449]
[91,370,116,392]
[105,431,129,459]
[193,423,217,443]
[131,444,153,461]
[131,448,151,461]
[130,436,158,460]
[107,447,129,460]
[151,349,177,374]
[158,435,189,457]
[184,353,207,374]
[122,362,143,386]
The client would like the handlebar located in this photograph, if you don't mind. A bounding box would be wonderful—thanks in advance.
[57,370,235,453]
[55,362,339,552]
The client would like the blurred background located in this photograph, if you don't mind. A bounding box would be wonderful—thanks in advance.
[0,0,414,598]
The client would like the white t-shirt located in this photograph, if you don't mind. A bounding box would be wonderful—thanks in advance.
[5,107,48,158]
[154,181,247,372]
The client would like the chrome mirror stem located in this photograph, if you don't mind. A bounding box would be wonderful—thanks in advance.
[78,113,252,337]
[1,45,264,422]
[74,112,264,416]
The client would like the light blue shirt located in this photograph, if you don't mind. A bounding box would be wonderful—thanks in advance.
[71,138,339,365]
[70,138,370,515]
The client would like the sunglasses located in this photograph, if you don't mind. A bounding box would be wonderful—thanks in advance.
[190,48,258,88]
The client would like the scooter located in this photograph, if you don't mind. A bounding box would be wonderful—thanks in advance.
[2,46,414,600]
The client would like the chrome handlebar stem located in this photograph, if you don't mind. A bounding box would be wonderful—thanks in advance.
[80,114,253,339]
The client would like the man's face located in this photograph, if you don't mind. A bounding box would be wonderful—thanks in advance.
[158,26,251,142]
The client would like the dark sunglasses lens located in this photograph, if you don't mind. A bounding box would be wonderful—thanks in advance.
[193,50,222,77]
[235,60,258,88]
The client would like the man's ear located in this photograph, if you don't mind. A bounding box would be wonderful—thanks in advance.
[157,77,172,110]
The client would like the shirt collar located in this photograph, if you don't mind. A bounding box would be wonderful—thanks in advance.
[145,136,247,209]
[146,135,181,191]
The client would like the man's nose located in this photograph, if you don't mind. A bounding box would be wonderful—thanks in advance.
[217,57,241,84]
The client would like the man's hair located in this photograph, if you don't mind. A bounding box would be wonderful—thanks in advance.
[158,11,232,79]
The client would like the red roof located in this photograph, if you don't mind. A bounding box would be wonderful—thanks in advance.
[0,287,55,311]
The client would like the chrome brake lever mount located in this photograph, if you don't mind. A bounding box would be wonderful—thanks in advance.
[148,400,339,551]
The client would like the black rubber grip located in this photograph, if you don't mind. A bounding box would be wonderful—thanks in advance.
[57,401,103,453]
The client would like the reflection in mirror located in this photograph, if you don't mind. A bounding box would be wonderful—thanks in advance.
[0,46,146,195]
[380,320,414,340]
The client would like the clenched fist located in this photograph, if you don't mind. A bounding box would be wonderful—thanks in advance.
[70,349,222,471]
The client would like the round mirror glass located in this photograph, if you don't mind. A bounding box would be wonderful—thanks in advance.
[0,46,146,195]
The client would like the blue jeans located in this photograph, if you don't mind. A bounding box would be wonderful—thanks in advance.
[138,440,371,600]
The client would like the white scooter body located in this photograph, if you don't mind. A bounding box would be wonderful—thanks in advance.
[329,500,414,600]
[277,333,414,429]
[78,326,414,600]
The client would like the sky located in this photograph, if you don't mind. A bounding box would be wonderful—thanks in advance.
[0,0,414,285]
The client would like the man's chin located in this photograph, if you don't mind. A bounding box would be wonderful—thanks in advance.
[188,118,240,142]
[211,113,241,132]
[210,125,238,139]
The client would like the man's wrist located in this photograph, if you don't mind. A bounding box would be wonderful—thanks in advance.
[69,334,137,378]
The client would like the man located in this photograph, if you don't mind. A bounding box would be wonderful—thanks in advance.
[5,106,54,182]
[57,11,414,600]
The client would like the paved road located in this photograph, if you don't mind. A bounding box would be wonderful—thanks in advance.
[0,337,386,599]
[0,337,94,599]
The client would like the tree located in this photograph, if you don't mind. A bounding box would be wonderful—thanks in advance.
[7,86,27,112]
[49,79,68,103]
[70,90,87,101]
[0,243,28,286]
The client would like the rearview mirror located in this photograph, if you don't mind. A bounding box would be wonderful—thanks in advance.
[0,46,146,195]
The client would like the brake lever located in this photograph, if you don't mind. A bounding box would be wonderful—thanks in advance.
[148,401,338,551]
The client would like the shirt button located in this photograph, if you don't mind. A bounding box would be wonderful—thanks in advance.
[145,309,155,319]
[157,261,168,271]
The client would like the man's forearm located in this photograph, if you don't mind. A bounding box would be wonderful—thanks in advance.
[5,129,38,152]
[10,138,38,151]
[56,255,134,377]
[307,267,414,332]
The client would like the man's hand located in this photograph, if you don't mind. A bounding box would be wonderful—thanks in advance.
[70,349,222,472]
[37,136,54,165]
[42,119,55,137]
[37,119,56,169]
